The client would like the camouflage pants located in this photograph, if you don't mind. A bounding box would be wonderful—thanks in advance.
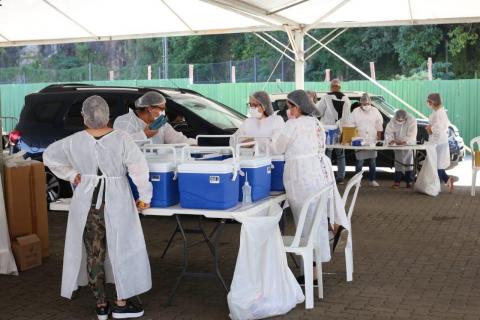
[83,204,107,304]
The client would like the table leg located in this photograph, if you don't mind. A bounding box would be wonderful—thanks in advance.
[160,225,179,259]
[211,219,228,291]
[167,215,189,306]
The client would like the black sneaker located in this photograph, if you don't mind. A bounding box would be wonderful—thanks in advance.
[112,300,144,319]
[96,302,109,320]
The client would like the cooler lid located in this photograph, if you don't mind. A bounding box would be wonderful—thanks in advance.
[271,154,285,161]
[239,156,271,168]
[178,162,235,174]
[147,155,176,172]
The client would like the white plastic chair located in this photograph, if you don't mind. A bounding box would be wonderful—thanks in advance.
[471,137,480,196]
[282,184,333,309]
[341,171,363,282]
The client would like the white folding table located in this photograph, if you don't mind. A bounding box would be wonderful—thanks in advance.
[142,193,287,305]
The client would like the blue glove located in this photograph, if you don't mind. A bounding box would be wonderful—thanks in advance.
[149,115,168,130]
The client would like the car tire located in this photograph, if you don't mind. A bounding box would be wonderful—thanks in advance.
[46,171,61,203]
[415,149,427,173]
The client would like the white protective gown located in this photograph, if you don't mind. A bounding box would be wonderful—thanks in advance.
[428,107,451,170]
[385,115,418,172]
[350,106,384,160]
[43,130,153,300]
[114,109,196,145]
[316,93,352,127]
[270,116,349,262]
[230,115,285,155]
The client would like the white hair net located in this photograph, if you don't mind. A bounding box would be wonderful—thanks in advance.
[394,109,408,121]
[287,90,317,115]
[81,95,110,129]
[135,91,166,108]
[360,93,371,104]
[250,91,273,116]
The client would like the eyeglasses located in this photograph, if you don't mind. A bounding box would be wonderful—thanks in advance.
[247,102,262,108]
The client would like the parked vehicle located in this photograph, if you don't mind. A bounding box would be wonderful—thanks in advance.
[9,84,246,201]
[270,92,465,170]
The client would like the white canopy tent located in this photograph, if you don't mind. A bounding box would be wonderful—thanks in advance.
[1,0,480,113]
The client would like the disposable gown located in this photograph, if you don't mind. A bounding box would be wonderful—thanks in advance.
[350,106,384,160]
[428,107,451,170]
[114,109,196,145]
[270,116,349,262]
[385,115,418,172]
[316,93,352,127]
[230,115,285,154]
[43,130,153,300]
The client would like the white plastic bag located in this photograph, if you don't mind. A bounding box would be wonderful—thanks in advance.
[228,204,304,320]
[414,144,441,196]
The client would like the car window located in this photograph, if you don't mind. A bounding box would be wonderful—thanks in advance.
[27,101,63,123]
[371,96,396,118]
[172,94,244,130]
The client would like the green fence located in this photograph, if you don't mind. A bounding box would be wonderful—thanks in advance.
[1,79,478,146]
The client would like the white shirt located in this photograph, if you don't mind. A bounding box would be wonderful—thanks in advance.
[113,109,196,145]
[350,105,384,143]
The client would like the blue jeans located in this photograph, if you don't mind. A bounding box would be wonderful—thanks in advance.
[438,169,449,183]
[356,158,376,181]
[394,171,413,183]
[326,148,346,180]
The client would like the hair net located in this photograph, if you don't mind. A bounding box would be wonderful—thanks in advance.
[82,95,110,129]
[360,93,371,104]
[331,79,341,87]
[287,90,317,115]
[427,93,442,106]
[135,91,166,108]
[394,109,407,121]
[250,91,274,116]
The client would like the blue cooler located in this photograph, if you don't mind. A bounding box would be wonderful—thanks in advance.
[147,157,179,207]
[238,157,272,202]
[177,160,239,210]
[271,155,285,191]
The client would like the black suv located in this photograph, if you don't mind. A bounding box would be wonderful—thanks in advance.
[271,92,465,170]
[11,84,246,201]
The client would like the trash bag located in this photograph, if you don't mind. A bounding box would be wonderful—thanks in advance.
[228,204,304,320]
[414,144,441,196]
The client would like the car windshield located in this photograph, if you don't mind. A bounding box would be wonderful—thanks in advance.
[371,96,396,118]
[172,94,244,129]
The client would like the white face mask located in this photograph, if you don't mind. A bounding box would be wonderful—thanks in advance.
[249,107,263,119]
[287,109,296,120]
[361,104,372,111]
[153,110,166,120]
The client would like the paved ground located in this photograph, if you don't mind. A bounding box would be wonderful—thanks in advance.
[1,172,480,320]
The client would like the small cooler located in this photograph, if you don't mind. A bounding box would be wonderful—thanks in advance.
[178,146,240,210]
[270,155,285,191]
[238,157,272,202]
[142,145,180,207]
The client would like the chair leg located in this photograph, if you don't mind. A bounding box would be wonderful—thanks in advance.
[345,234,353,282]
[314,249,323,299]
[302,253,314,309]
[472,170,477,197]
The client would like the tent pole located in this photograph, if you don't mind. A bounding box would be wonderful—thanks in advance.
[293,30,305,90]
[305,32,428,120]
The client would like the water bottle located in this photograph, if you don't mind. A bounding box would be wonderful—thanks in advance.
[242,173,252,205]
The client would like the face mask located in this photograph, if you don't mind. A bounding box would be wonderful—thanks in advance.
[152,110,166,120]
[361,104,372,111]
[249,107,263,119]
[395,119,405,125]
[287,109,296,120]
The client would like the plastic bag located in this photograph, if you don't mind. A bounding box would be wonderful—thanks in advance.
[414,144,441,196]
[228,204,304,320]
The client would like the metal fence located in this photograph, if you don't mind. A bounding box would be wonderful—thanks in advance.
[0,79,478,146]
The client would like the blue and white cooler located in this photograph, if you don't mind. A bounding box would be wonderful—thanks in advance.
[178,146,240,210]
[142,145,180,207]
[270,154,285,191]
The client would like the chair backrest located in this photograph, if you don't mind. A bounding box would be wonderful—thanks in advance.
[290,184,333,249]
[342,171,363,221]
[471,137,480,168]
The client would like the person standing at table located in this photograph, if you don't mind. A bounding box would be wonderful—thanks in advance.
[426,93,454,192]
[385,109,418,188]
[350,93,384,187]
[270,90,349,279]
[316,79,351,184]
[230,91,285,154]
[44,96,153,320]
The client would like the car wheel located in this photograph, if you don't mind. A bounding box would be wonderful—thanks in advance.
[46,171,61,203]
[415,150,427,173]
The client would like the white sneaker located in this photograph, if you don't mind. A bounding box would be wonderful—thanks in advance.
[369,180,380,187]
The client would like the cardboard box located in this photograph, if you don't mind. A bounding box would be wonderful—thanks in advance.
[4,160,49,258]
[11,234,42,271]
[341,127,358,145]
[475,151,480,167]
